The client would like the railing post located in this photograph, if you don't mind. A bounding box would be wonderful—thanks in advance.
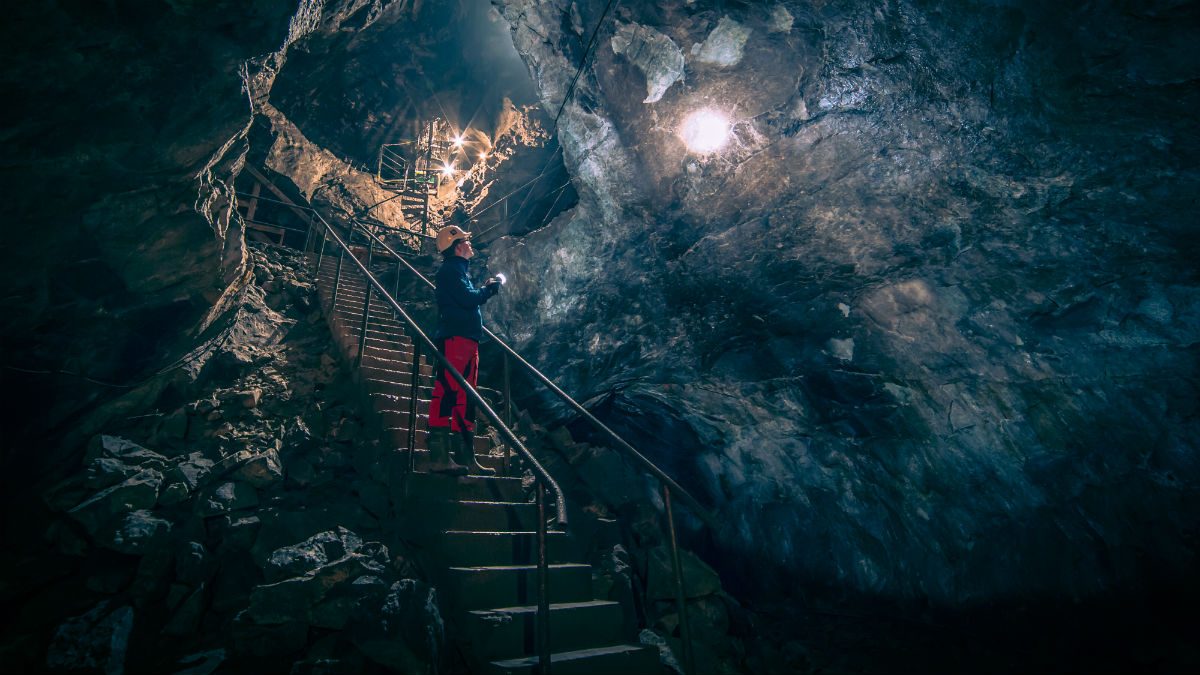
[316,222,328,269]
[356,227,374,367]
[332,247,345,305]
[664,485,696,675]
[303,211,314,253]
[393,257,402,302]
[502,353,512,477]
[536,482,551,674]
[406,341,420,473]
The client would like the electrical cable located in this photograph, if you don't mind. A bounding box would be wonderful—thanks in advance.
[474,0,620,240]
[553,0,621,126]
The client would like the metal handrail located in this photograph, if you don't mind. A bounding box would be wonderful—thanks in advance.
[360,227,708,673]
[311,213,568,524]
[242,185,703,673]
[310,215,561,672]
[360,226,716,527]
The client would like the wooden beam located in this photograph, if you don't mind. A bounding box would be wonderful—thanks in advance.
[245,181,261,221]
[245,166,312,222]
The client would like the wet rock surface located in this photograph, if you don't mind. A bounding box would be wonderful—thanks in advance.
[489,0,1200,639]
[3,245,442,674]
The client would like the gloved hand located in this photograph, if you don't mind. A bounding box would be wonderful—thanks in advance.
[483,277,502,294]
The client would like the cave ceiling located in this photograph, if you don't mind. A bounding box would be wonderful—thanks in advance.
[2,0,1199,618]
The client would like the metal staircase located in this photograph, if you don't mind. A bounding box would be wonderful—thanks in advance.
[310,235,659,673]
[233,177,716,672]
[377,119,454,236]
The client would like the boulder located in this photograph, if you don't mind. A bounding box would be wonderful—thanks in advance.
[84,435,168,470]
[233,449,284,488]
[68,469,163,534]
[157,483,190,506]
[231,610,308,657]
[240,388,263,409]
[104,509,172,555]
[170,452,216,491]
[646,545,723,601]
[45,602,134,675]
[346,580,444,673]
[156,408,190,443]
[263,527,366,583]
[246,553,387,625]
[84,457,141,490]
[175,541,218,586]
[223,515,263,552]
[162,584,207,636]
[195,481,258,516]
[309,575,390,630]
[172,649,226,675]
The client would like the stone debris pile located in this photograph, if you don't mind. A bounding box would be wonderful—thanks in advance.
[34,244,444,674]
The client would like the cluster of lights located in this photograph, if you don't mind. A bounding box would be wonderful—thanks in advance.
[435,108,726,182]
[437,129,492,180]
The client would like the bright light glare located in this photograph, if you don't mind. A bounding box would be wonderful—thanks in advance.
[479,152,488,161]
[452,134,465,148]
[440,162,456,177]
[680,110,730,154]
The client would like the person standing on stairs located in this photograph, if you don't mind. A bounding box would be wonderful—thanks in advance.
[426,225,502,475]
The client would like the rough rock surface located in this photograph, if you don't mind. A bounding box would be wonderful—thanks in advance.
[3,0,1199,672]
[6,245,443,673]
[489,0,1200,617]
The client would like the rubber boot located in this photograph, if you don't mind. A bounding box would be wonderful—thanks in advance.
[454,431,496,476]
[427,428,468,475]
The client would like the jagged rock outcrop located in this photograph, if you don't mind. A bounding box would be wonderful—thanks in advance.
[487,0,1200,615]
[14,245,444,673]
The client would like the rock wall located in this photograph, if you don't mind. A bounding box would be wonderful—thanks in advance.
[487,0,1200,608]
[14,245,444,674]
[0,0,298,458]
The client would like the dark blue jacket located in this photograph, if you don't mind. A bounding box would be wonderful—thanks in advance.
[434,256,496,342]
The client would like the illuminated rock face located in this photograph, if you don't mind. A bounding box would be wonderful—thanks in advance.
[488,0,1200,607]
[2,1,1198,666]
[0,0,298,452]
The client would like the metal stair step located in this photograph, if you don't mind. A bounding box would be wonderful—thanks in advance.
[402,448,508,474]
[360,367,433,387]
[361,344,430,364]
[369,393,430,412]
[334,334,412,351]
[444,563,592,611]
[462,600,625,660]
[487,644,660,675]
[402,474,526,503]
[423,500,538,532]
[329,305,405,324]
[432,531,576,567]
[382,427,491,454]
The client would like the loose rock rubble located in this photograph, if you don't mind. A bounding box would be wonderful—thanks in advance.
[32,244,444,674]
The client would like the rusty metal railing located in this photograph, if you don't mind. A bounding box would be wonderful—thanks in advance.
[359,226,715,674]
[305,211,564,673]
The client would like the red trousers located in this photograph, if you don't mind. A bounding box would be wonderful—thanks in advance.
[427,336,478,433]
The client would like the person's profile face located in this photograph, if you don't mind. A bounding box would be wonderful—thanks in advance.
[456,239,474,259]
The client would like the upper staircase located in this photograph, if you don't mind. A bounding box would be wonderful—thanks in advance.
[376,118,455,237]
[311,249,659,673]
